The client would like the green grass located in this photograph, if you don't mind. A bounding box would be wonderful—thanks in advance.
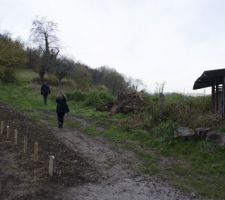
[1,69,225,199]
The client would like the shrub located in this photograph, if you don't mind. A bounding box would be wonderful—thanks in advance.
[0,67,17,83]
[66,91,87,102]
[32,74,60,86]
[46,74,60,86]
[84,90,114,107]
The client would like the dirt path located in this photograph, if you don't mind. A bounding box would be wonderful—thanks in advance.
[0,102,210,200]
[41,113,207,200]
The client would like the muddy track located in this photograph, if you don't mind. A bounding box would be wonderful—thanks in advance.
[41,112,208,200]
[0,102,210,200]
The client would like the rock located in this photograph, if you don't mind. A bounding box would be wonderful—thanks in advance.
[174,127,196,141]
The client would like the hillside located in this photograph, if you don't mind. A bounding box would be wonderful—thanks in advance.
[0,69,224,199]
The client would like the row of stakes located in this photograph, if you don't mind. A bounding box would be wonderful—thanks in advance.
[0,121,55,177]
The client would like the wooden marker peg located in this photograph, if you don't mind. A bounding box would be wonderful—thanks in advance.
[33,142,39,161]
[23,136,28,153]
[49,156,55,177]
[14,129,18,145]
[1,121,4,135]
[6,126,10,139]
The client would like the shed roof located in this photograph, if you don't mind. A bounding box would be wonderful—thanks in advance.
[193,68,225,90]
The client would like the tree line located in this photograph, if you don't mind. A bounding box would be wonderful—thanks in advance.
[0,17,144,94]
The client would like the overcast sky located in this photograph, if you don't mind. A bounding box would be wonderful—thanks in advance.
[1,0,225,93]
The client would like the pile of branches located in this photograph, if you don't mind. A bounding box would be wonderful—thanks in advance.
[96,91,146,114]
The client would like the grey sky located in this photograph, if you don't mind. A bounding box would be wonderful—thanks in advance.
[1,0,225,93]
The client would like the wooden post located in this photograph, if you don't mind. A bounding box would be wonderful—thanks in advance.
[223,78,225,116]
[14,129,18,145]
[216,82,219,113]
[33,142,39,161]
[212,84,214,113]
[6,126,10,140]
[23,135,28,154]
[49,156,55,177]
[1,121,4,135]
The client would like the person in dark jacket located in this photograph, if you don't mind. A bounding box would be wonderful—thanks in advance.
[56,90,69,128]
[41,81,51,105]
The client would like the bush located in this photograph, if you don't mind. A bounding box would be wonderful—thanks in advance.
[32,74,60,86]
[46,74,60,86]
[84,90,114,107]
[142,93,213,128]
[0,67,17,83]
[66,91,87,102]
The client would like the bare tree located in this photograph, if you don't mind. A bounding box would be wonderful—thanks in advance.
[125,77,146,93]
[30,17,60,80]
[155,82,166,95]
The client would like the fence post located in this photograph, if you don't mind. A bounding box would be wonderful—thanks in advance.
[49,156,55,177]
[1,121,4,135]
[14,129,18,145]
[6,126,10,140]
[23,135,28,153]
[33,142,39,161]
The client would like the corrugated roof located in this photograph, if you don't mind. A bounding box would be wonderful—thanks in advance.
[193,68,225,90]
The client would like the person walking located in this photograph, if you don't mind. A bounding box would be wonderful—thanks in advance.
[41,81,51,105]
[56,90,69,128]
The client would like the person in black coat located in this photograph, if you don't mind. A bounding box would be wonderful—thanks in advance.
[56,90,69,128]
[41,81,51,105]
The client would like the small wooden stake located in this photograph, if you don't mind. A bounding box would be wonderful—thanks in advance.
[6,126,10,139]
[14,129,18,145]
[33,142,38,161]
[23,135,28,154]
[49,156,55,177]
[1,121,4,135]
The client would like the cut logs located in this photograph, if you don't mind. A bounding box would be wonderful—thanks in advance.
[174,127,225,147]
[174,127,196,141]
[206,131,225,147]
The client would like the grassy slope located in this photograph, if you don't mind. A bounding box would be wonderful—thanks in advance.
[1,69,225,199]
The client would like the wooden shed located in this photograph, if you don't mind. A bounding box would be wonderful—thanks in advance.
[193,68,225,115]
